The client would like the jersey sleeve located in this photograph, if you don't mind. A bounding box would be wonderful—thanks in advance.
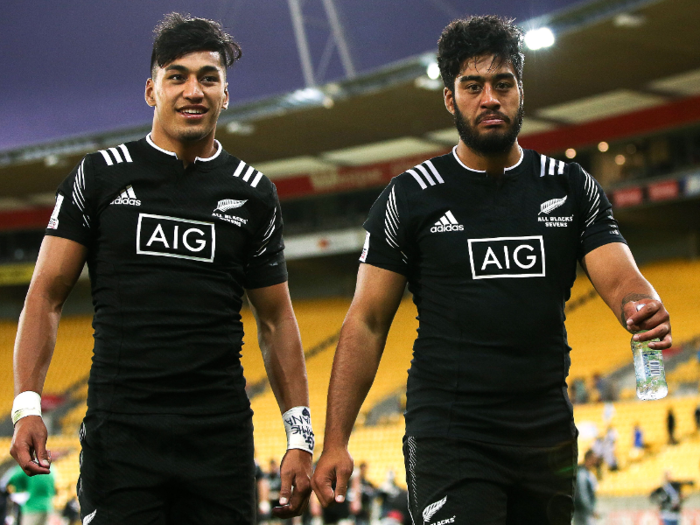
[360,179,410,276]
[243,185,288,289]
[575,165,627,260]
[45,156,96,247]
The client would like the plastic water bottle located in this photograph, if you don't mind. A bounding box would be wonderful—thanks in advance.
[631,330,668,400]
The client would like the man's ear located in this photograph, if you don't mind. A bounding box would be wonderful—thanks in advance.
[444,87,455,116]
[145,78,156,107]
[222,83,229,110]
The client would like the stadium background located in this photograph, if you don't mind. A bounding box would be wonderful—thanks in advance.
[1,0,700,522]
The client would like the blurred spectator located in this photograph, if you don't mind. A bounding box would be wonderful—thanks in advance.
[256,459,271,523]
[265,459,281,524]
[350,462,375,525]
[602,426,619,471]
[630,422,646,462]
[61,496,80,525]
[591,437,605,479]
[308,483,351,525]
[377,470,410,525]
[0,485,8,525]
[3,463,55,525]
[667,408,678,445]
[650,471,695,525]
[570,378,589,404]
[633,423,644,450]
[573,450,600,525]
[694,405,700,432]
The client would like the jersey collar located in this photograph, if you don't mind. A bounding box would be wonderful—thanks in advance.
[451,145,524,175]
[145,133,224,164]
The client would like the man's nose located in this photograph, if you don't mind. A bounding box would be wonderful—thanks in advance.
[183,77,204,99]
[480,83,500,108]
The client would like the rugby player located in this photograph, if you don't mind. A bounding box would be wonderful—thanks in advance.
[10,13,313,524]
[311,15,671,525]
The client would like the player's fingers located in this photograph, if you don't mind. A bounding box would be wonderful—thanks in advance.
[632,321,671,346]
[272,470,308,519]
[286,468,311,515]
[10,426,50,476]
[333,465,352,504]
[277,467,294,507]
[310,465,336,507]
[626,300,666,332]
[648,332,673,350]
[35,442,52,469]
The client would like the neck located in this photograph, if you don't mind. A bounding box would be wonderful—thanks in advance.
[150,123,217,167]
[455,140,521,177]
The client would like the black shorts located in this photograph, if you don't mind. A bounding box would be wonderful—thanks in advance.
[78,411,255,525]
[403,435,576,525]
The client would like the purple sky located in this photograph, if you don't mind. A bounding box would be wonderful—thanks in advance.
[1,0,584,151]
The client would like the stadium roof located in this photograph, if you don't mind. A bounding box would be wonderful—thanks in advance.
[1,0,700,206]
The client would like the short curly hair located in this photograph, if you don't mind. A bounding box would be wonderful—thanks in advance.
[437,15,524,91]
[150,13,242,78]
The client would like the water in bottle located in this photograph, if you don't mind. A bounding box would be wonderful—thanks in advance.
[631,330,668,400]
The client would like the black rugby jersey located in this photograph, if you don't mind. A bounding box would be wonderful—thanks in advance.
[361,148,626,446]
[46,136,287,416]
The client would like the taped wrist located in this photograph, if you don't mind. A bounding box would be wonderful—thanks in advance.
[12,391,42,425]
[283,406,314,455]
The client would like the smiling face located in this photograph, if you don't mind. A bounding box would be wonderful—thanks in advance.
[145,50,229,149]
[445,54,523,157]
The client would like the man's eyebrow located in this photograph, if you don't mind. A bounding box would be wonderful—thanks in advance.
[163,65,222,75]
[459,72,516,83]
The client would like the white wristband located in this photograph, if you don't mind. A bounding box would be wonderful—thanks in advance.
[283,406,314,455]
[12,391,42,426]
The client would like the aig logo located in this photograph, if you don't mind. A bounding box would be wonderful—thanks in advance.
[468,236,545,279]
[136,213,216,263]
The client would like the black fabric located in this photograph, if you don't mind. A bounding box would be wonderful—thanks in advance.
[362,148,626,446]
[77,410,255,524]
[46,137,287,415]
[403,435,576,525]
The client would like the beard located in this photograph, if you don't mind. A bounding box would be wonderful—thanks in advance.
[454,102,524,156]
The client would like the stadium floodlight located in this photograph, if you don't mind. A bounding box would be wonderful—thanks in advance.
[426,62,441,80]
[524,27,555,50]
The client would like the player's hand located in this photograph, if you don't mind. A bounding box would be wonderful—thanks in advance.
[624,299,671,349]
[10,416,52,476]
[311,446,354,508]
[271,448,313,519]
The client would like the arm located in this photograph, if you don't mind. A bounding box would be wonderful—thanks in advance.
[581,242,671,349]
[311,264,407,507]
[246,282,311,518]
[10,236,87,475]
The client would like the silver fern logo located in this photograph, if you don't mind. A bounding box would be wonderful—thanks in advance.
[215,199,248,213]
[539,196,567,215]
[423,496,447,524]
[83,510,97,524]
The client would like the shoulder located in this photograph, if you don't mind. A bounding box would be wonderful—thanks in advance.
[531,150,594,186]
[222,155,277,200]
[530,150,581,179]
[392,152,453,195]
[76,140,142,183]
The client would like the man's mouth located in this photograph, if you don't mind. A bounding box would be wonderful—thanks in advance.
[478,113,509,126]
[178,107,208,117]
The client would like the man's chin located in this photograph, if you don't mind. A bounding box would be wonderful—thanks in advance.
[176,128,212,144]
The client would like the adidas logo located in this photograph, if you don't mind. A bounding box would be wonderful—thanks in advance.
[110,185,141,206]
[430,210,464,233]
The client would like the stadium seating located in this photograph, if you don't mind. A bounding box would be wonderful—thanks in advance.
[1,258,699,506]
[568,259,700,391]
